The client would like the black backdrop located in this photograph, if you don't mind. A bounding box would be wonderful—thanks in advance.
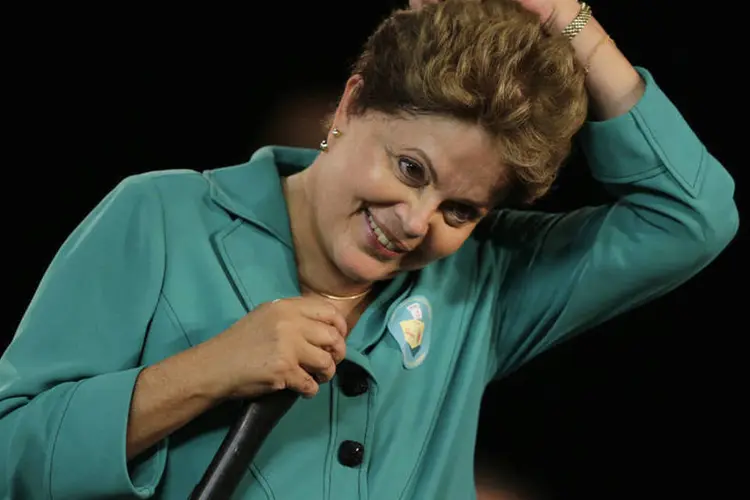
[4,1,745,499]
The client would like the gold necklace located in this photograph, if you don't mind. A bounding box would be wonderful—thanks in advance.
[301,282,372,301]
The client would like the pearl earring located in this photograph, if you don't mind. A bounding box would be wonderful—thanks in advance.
[320,127,342,152]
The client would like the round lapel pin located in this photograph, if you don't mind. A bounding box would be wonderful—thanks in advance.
[386,295,432,369]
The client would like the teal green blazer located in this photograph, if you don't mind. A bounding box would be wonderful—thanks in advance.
[0,69,739,499]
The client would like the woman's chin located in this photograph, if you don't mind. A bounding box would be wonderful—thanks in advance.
[334,249,397,284]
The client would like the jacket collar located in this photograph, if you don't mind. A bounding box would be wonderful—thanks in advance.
[203,145,319,249]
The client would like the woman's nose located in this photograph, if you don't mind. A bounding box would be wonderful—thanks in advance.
[395,201,437,239]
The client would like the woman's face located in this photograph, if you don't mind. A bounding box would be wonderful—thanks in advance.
[308,77,508,284]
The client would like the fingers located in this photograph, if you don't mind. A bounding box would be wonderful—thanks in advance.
[297,299,348,338]
[285,366,320,399]
[260,296,349,400]
[270,296,348,338]
[301,321,347,364]
[297,342,337,384]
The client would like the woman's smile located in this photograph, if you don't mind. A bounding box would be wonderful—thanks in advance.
[362,208,406,260]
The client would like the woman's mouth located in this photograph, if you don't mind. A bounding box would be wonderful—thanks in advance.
[364,209,406,257]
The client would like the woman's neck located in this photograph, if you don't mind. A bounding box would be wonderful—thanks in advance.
[282,169,372,298]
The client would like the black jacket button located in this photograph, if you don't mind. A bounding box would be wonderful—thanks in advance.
[338,440,365,467]
[337,361,369,397]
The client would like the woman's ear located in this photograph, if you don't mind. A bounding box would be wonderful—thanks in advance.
[332,74,364,127]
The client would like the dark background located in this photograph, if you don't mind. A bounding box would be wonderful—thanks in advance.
[4,1,746,499]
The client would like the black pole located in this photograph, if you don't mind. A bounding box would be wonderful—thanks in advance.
[189,389,300,499]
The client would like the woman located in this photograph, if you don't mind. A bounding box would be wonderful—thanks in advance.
[0,0,738,498]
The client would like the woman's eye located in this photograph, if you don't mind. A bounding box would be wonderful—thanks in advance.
[444,204,479,226]
[398,158,427,185]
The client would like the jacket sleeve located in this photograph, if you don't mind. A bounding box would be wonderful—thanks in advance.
[488,68,739,377]
[0,175,168,498]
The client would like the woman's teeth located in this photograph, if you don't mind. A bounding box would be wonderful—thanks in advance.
[367,212,398,252]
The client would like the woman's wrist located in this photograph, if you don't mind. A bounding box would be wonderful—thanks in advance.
[548,1,608,65]
[547,0,584,33]
[549,1,644,119]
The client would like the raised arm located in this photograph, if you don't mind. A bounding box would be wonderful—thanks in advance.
[488,1,739,375]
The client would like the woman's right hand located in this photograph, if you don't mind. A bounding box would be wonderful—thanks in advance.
[198,297,348,400]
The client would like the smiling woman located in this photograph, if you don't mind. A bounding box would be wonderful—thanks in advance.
[0,0,738,499]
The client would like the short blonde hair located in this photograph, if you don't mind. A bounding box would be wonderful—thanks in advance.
[349,0,588,204]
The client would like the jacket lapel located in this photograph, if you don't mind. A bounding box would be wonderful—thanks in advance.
[214,220,299,310]
[205,146,319,312]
